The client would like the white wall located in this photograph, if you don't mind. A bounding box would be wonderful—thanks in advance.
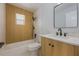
[0,3,5,42]
[34,3,79,39]
[34,4,56,41]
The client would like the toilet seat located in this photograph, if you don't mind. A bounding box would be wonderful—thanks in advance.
[27,42,41,51]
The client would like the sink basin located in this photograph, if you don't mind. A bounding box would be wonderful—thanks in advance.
[41,34,79,46]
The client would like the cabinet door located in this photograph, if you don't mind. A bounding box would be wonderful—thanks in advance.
[51,40,63,56]
[41,37,52,56]
[44,38,52,56]
[51,40,75,56]
[60,42,75,56]
[74,46,79,56]
[76,47,79,55]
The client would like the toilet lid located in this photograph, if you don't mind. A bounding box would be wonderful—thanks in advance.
[27,43,41,48]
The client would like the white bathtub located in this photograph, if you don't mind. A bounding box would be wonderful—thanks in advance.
[0,39,38,56]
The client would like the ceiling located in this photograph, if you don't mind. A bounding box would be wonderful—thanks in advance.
[10,3,57,12]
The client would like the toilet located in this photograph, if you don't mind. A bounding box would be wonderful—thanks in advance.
[27,42,41,56]
[27,34,41,56]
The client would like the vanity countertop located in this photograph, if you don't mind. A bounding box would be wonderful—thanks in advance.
[40,34,79,46]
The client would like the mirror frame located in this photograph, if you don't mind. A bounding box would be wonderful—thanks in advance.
[53,3,78,28]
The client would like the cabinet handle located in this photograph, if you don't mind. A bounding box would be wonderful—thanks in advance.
[49,43,51,46]
[52,45,54,47]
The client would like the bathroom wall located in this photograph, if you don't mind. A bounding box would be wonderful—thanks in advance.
[34,3,79,39]
[34,4,57,34]
[0,3,5,42]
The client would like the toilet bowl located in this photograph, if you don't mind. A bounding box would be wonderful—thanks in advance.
[27,42,41,55]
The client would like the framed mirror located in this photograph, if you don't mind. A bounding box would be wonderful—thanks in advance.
[54,3,78,28]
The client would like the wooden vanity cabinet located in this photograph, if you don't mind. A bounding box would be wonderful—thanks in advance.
[41,37,75,56]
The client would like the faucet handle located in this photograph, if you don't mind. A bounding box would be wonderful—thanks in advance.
[64,33,67,37]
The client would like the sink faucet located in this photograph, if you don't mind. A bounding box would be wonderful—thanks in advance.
[58,28,62,36]
[56,28,67,37]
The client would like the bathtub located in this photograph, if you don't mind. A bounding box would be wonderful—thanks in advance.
[0,39,38,56]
